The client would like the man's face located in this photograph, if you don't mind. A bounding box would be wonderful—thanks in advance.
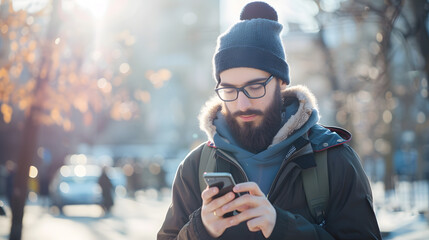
[219,67,287,128]
[219,67,287,152]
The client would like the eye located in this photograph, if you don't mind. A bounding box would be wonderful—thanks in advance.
[223,88,236,94]
[247,84,263,91]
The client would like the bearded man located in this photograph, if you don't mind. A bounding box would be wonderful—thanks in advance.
[158,2,381,239]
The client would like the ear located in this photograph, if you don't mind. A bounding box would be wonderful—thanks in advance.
[279,79,288,91]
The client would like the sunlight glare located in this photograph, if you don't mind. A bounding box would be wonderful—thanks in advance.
[12,0,49,13]
[75,0,108,20]
[220,0,320,33]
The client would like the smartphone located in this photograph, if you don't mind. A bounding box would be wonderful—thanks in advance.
[203,172,239,199]
[203,172,240,217]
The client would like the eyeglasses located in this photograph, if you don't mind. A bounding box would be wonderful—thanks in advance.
[215,75,274,102]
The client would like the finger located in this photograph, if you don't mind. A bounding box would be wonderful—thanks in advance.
[235,204,251,212]
[217,217,238,231]
[202,206,238,238]
[206,192,236,213]
[201,187,219,204]
[247,217,263,232]
[229,206,266,225]
[247,216,275,238]
[221,193,265,213]
[226,207,261,229]
[233,182,265,196]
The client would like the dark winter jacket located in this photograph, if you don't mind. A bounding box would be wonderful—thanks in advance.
[158,85,381,240]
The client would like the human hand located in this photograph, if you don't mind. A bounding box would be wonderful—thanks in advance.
[216,182,276,238]
[201,186,237,238]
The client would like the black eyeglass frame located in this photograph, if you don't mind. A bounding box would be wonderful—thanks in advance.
[215,75,274,102]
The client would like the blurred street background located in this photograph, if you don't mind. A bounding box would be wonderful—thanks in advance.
[0,0,429,239]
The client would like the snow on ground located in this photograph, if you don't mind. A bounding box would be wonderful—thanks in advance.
[372,180,429,240]
[1,181,429,239]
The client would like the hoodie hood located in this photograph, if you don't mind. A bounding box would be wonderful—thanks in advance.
[199,85,319,146]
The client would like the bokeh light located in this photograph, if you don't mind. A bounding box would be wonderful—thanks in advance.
[74,165,86,177]
[29,165,38,178]
[60,165,71,177]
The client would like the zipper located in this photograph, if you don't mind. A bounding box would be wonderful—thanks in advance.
[266,147,297,199]
[267,140,313,199]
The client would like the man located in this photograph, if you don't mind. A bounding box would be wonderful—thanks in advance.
[98,166,114,213]
[158,2,381,239]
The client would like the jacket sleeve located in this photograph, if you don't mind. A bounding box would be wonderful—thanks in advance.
[269,144,381,240]
[157,144,216,240]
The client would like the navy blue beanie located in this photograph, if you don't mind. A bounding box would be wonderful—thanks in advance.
[213,1,290,84]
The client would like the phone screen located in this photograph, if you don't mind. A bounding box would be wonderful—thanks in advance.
[203,172,238,199]
[203,172,240,217]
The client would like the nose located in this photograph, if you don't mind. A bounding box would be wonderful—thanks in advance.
[236,91,251,111]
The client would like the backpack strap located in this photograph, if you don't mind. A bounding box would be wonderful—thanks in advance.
[198,143,217,193]
[302,150,329,225]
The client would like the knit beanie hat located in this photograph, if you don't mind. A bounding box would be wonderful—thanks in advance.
[213,1,290,84]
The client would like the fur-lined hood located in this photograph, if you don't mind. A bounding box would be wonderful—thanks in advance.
[199,85,319,146]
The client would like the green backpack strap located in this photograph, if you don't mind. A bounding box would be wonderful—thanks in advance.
[198,143,217,193]
[302,150,329,225]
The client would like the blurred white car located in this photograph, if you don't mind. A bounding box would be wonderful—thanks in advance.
[49,164,126,212]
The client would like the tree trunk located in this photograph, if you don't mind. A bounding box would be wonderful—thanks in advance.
[316,26,343,127]
[380,1,403,192]
[409,0,429,97]
[9,114,38,240]
[9,1,61,239]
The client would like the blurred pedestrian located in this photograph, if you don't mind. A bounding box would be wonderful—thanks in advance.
[39,174,50,208]
[98,166,114,213]
[158,2,381,239]
[5,160,16,206]
[394,143,417,181]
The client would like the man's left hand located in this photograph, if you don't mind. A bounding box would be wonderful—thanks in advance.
[217,182,276,238]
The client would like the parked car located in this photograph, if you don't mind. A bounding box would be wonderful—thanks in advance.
[49,164,125,213]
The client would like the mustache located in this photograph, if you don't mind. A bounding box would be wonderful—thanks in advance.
[232,109,263,118]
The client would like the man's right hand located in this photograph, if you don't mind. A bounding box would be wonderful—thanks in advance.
[201,186,237,238]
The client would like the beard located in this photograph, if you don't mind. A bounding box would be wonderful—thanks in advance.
[224,84,283,153]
